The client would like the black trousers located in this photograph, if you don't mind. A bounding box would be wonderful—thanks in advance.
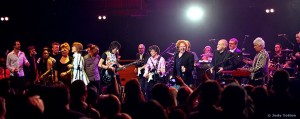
[138,75,147,98]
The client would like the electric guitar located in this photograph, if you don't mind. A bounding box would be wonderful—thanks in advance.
[101,61,138,84]
[137,67,145,76]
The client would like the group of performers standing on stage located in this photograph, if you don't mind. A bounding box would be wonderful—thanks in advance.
[1,31,300,96]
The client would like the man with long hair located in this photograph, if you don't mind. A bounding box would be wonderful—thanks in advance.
[98,41,124,95]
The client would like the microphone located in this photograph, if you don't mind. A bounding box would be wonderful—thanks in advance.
[209,39,216,42]
[245,35,249,37]
[79,49,88,52]
[278,34,286,37]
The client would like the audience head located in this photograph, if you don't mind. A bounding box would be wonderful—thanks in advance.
[96,94,121,118]
[272,69,290,92]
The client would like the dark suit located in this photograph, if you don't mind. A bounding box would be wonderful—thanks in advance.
[135,52,150,97]
[173,51,194,85]
[135,53,150,73]
[211,50,235,80]
[25,55,39,84]
[231,48,244,69]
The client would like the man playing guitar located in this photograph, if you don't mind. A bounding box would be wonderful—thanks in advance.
[143,45,166,100]
[98,41,124,95]
[134,44,149,97]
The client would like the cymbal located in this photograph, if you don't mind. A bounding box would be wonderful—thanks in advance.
[282,49,293,52]
[242,53,250,56]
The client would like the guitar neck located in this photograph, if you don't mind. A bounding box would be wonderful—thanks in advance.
[116,62,136,71]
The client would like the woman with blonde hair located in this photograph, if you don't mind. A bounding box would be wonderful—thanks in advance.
[54,42,73,87]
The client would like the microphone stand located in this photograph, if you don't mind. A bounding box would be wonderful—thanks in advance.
[241,35,248,50]
[161,43,175,56]
[51,60,55,84]
[283,35,295,47]
[74,53,83,80]
[212,40,217,45]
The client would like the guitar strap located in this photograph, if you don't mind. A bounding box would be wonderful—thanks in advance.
[150,56,161,72]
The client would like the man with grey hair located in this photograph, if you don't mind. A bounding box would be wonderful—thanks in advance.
[242,37,269,86]
[210,39,234,80]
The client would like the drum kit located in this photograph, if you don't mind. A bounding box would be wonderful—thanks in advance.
[268,48,296,77]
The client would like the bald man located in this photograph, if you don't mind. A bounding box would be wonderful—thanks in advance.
[134,44,150,97]
[210,39,234,80]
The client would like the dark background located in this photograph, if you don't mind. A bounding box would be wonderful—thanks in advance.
[0,0,299,60]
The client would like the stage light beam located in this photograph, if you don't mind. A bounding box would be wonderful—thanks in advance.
[4,17,9,21]
[265,9,270,13]
[186,6,204,21]
[270,8,275,13]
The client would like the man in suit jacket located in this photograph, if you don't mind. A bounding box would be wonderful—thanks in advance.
[211,39,235,80]
[229,38,244,69]
[173,40,194,86]
[241,37,269,86]
[134,44,150,96]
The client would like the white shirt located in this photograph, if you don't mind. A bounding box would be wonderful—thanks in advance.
[230,48,237,53]
[72,52,89,85]
[6,51,29,77]
[143,55,166,77]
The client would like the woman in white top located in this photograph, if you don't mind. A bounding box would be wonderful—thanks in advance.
[70,42,89,85]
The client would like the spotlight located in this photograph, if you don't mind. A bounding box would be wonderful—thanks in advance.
[98,16,102,20]
[265,9,270,13]
[186,6,204,21]
[103,16,106,20]
[4,17,9,21]
[0,17,4,21]
[270,8,275,13]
